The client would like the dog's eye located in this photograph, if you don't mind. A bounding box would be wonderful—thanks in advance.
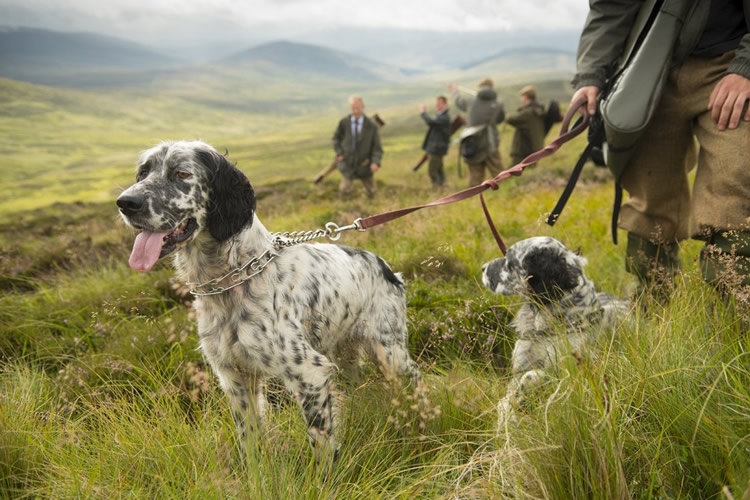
[136,166,150,181]
[176,171,192,180]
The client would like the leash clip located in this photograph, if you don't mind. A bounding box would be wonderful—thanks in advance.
[325,218,364,241]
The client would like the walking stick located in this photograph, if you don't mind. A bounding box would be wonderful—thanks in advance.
[457,85,478,96]
[411,153,429,172]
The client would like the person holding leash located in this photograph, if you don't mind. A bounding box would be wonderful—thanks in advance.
[570,0,750,296]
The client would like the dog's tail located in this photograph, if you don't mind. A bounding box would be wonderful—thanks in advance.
[380,257,405,289]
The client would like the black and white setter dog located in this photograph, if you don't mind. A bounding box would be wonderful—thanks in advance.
[116,140,420,461]
[482,236,629,429]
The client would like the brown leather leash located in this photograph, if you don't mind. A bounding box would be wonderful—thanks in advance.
[357,97,591,255]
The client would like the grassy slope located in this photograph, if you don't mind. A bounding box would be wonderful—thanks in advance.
[1,75,750,500]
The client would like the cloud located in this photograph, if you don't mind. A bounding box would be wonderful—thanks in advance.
[227,0,587,31]
[2,0,589,33]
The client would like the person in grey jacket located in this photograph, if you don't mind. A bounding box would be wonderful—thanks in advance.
[570,0,750,297]
[419,95,451,187]
[332,95,384,198]
[449,78,505,186]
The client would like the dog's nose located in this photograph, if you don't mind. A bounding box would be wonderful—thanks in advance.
[117,193,146,215]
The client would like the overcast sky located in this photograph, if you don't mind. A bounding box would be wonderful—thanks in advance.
[1,0,589,36]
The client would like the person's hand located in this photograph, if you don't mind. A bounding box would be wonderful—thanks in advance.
[370,163,380,173]
[708,73,750,131]
[336,154,344,161]
[447,83,457,92]
[419,103,426,113]
[570,85,600,116]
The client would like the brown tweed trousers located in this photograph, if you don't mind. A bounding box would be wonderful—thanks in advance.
[619,50,750,242]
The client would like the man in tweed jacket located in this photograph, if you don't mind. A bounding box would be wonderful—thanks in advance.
[332,95,384,198]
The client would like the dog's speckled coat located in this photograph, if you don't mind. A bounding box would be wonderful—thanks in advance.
[482,236,629,428]
[117,140,420,459]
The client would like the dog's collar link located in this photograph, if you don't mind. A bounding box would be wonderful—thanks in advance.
[271,218,364,248]
[187,249,277,296]
[187,218,364,297]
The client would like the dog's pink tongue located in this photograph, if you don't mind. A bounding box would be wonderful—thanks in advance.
[129,231,169,271]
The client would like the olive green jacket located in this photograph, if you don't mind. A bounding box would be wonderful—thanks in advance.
[507,102,546,163]
[572,0,750,90]
[332,114,383,179]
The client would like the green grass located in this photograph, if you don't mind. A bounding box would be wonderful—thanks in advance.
[2,74,750,499]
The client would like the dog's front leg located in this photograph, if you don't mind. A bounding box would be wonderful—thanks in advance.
[279,346,340,465]
[216,366,265,458]
[496,377,521,433]
[497,369,549,433]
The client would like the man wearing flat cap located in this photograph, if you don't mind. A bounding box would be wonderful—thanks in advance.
[506,85,546,166]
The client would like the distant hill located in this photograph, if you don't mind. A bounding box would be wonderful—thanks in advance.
[293,28,580,72]
[0,26,179,86]
[224,40,406,82]
[0,27,575,92]
[462,46,576,73]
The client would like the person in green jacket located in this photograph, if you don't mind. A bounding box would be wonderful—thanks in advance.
[569,0,750,298]
[506,85,546,166]
[332,95,384,198]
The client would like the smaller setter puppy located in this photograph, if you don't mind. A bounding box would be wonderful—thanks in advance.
[482,236,629,428]
[116,140,421,463]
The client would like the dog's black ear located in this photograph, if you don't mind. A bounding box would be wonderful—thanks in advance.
[198,150,256,242]
[522,246,579,304]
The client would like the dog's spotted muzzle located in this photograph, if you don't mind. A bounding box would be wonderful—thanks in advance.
[117,193,198,271]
